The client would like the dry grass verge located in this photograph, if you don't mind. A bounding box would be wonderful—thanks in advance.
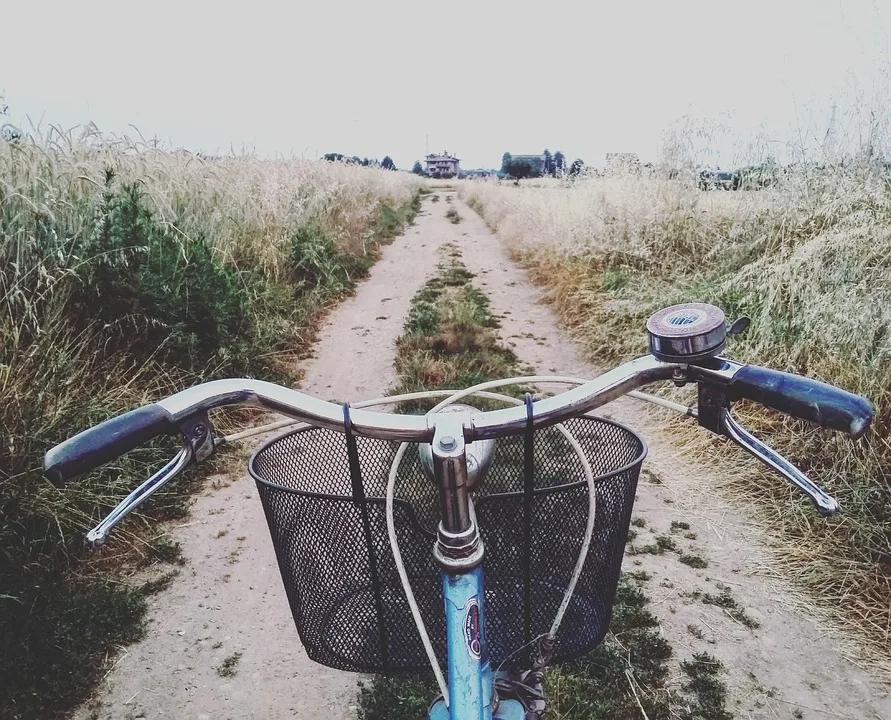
[459,169,891,662]
[0,128,422,719]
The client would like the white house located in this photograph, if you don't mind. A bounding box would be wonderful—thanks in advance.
[425,152,460,177]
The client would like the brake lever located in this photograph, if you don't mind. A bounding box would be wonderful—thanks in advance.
[84,411,218,546]
[720,409,840,516]
[86,444,193,547]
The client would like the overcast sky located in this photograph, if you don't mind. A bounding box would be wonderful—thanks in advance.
[2,1,888,169]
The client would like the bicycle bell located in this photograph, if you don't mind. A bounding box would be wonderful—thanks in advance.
[418,404,495,489]
[646,302,728,362]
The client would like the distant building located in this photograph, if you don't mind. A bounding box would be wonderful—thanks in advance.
[426,152,460,177]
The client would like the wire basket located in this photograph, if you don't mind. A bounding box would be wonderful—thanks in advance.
[249,414,646,672]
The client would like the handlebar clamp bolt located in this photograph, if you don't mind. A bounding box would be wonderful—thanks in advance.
[438,435,457,451]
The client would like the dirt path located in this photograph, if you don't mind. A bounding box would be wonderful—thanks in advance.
[79,191,889,720]
[77,199,457,720]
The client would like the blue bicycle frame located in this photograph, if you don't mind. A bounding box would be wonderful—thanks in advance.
[427,566,528,720]
[424,419,527,720]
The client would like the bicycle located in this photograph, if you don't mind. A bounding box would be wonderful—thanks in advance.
[45,302,873,720]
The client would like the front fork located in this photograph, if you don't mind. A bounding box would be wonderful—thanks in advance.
[426,418,525,720]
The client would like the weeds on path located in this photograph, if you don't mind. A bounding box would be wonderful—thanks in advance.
[357,246,731,720]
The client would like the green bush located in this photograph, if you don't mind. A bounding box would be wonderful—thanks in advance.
[75,179,253,371]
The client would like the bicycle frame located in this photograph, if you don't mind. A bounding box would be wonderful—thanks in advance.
[428,567,502,719]
[424,415,527,719]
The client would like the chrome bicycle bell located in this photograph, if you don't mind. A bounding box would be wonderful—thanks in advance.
[646,302,728,362]
[418,404,495,489]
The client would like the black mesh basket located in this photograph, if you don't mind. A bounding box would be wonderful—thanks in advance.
[249,414,646,672]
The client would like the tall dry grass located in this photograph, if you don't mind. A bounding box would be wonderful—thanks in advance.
[3,126,419,276]
[459,168,891,659]
[0,126,422,719]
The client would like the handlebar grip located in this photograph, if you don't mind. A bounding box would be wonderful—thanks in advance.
[44,404,179,486]
[728,365,874,439]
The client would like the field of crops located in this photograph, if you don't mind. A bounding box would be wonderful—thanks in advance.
[460,168,891,657]
[0,128,422,718]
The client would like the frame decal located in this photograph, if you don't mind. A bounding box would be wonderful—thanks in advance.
[463,596,482,660]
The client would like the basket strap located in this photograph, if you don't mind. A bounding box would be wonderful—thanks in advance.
[343,402,389,668]
[523,393,535,646]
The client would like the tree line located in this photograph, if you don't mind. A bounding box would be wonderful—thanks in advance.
[500,149,584,179]
[323,153,397,170]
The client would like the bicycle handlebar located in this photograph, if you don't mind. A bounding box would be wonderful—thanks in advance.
[43,354,874,487]
[44,405,178,487]
[727,365,872,439]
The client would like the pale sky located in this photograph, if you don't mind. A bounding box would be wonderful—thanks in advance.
[2,0,889,169]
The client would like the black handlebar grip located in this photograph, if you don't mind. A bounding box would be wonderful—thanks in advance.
[728,365,874,439]
[44,404,179,487]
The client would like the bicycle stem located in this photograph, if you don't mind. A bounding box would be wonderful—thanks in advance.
[430,415,485,571]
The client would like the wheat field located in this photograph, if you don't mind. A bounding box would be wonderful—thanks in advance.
[460,167,891,657]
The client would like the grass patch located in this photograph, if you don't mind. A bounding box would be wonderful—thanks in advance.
[687,624,705,639]
[679,553,709,569]
[465,196,484,216]
[702,587,761,629]
[216,651,243,677]
[680,653,732,720]
[641,468,663,484]
[139,569,180,596]
[356,675,440,720]
[629,533,679,556]
[546,575,730,719]
[1,582,147,716]
[0,132,423,720]
[626,570,653,582]
[532,576,674,718]
[445,207,461,224]
[148,536,185,565]
[391,246,520,412]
